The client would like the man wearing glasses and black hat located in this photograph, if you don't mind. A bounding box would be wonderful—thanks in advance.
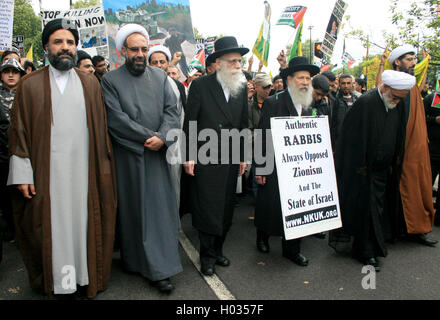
[183,36,249,276]
[254,56,321,266]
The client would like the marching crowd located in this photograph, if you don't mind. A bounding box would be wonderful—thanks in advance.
[0,18,439,299]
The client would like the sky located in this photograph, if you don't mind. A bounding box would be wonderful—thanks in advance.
[31,0,411,75]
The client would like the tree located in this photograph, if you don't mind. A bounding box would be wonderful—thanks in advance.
[388,0,440,87]
[12,0,43,65]
[72,0,99,9]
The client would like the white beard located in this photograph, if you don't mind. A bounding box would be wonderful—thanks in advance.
[216,60,247,98]
[288,81,314,111]
[382,90,397,110]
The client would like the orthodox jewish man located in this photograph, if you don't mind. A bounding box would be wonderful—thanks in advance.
[7,19,117,298]
[254,56,321,266]
[331,70,416,271]
[183,36,249,276]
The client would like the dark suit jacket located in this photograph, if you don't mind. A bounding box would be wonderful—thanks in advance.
[182,72,248,235]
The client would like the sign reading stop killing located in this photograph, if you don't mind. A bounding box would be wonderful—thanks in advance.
[270,116,342,240]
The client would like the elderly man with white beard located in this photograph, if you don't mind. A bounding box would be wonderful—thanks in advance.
[183,36,249,276]
[330,70,416,271]
[254,56,320,266]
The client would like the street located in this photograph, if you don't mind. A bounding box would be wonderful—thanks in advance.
[1,194,440,302]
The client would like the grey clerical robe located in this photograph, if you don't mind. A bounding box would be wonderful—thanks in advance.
[101,65,182,281]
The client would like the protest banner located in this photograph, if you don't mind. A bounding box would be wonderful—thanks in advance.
[321,0,348,59]
[103,0,196,76]
[12,35,24,58]
[0,0,14,52]
[40,5,109,59]
[276,5,307,29]
[270,116,342,240]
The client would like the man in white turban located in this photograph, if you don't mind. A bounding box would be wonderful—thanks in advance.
[376,45,437,247]
[102,24,182,293]
[331,70,416,272]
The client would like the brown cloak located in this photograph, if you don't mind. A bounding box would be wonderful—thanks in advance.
[8,66,117,298]
[399,85,434,234]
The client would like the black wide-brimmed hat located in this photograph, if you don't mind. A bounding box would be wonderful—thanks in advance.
[42,18,79,48]
[280,56,320,79]
[210,36,249,61]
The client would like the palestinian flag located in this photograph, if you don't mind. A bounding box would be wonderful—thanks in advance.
[432,93,440,109]
[187,49,205,76]
[289,19,304,59]
[277,6,307,29]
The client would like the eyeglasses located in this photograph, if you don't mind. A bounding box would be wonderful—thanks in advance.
[294,75,311,81]
[126,46,148,53]
[403,57,417,62]
[222,58,242,65]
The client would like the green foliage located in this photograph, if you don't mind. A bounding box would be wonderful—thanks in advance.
[389,0,440,87]
[72,0,98,9]
[12,0,42,65]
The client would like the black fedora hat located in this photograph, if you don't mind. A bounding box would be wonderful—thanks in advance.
[210,36,249,61]
[280,56,320,79]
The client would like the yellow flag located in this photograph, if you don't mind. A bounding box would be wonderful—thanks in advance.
[26,44,33,61]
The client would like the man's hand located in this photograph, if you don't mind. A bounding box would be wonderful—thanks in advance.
[248,55,254,67]
[380,46,388,65]
[144,136,164,151]
[171,52,182,65]
[277,50,287,69]
[258,60,264,72]
[184,161,195,176]
[255,176,266,185]
[17,184,36,199]
[238,162,247,176]
[435,116,440,125]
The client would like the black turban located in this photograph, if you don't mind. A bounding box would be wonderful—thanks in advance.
[42,18,79,48]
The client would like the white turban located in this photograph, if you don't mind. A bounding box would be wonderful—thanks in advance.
[382,70,416,90]
[115,23,150,53]
[388,45,416,65]
[147,45,172,62]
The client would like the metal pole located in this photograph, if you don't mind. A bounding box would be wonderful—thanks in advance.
[308,26,313,64]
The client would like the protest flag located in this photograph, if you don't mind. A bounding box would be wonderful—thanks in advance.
[289,19,304,59]
[276,5,307,28]
[432,93,440,108]
[252,1,271,67]
[26,44,33,61]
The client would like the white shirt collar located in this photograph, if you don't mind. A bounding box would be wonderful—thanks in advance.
[287,87,302,116]
[49,65,71,94]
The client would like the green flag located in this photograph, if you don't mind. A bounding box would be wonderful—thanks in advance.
[252,1,271,67]
[289,19,304,59]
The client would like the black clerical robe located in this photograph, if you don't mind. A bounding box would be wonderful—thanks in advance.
[331,88,405,258]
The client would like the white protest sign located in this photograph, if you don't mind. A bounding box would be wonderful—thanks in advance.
[40,5,109,59]
[270,116,342,240]
[0,0,14,52]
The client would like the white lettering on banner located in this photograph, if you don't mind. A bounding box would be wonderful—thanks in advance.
[362,266,377,289]
[61,265,76,290]
[271,116,342,240]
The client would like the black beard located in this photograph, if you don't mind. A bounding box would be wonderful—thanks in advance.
[48,49,77,71]
[400,66,415,76]
[125,55,146,76]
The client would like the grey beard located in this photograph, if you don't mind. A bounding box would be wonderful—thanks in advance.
[289,83,314,110]
[216,66,246,98]
[382,91,397,110]
[48,49,77,71]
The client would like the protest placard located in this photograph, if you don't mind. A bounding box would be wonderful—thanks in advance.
[12,35,24,57]
[103,0,196,76]
[270,116,342,240]
[0,0,14,52]
[40,5,109,59]
[321,0,348,58]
